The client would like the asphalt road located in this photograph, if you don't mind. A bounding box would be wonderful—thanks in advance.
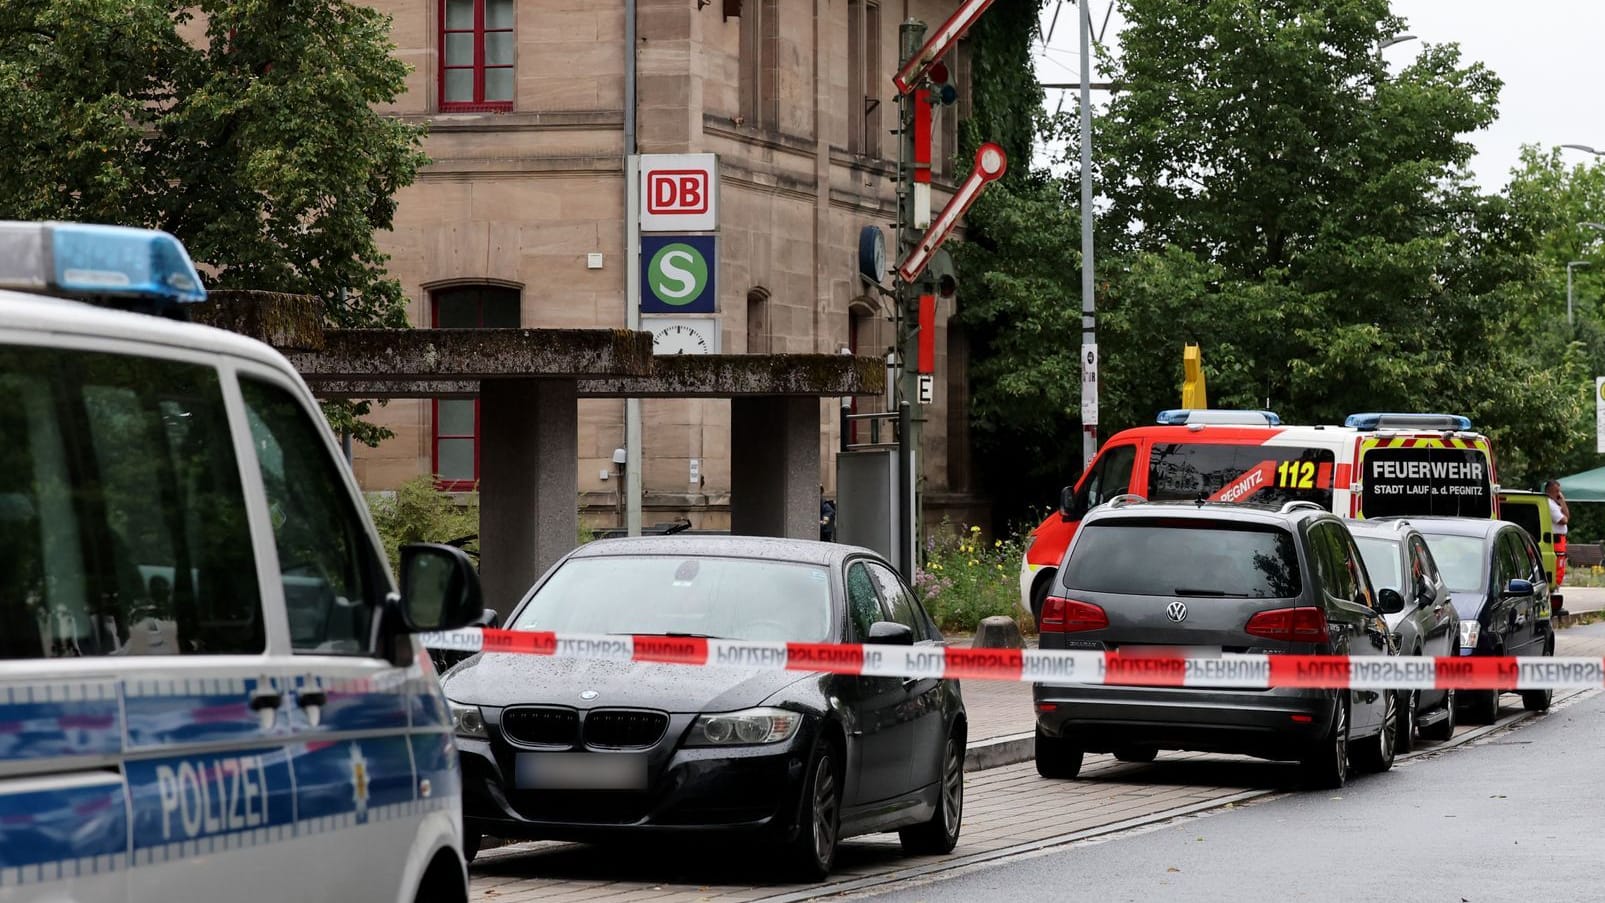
[865,624,1605,903]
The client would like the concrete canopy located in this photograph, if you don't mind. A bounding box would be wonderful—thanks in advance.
[191,294,887,613]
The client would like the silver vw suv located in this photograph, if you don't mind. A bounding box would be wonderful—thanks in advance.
[1033,498,1403,789]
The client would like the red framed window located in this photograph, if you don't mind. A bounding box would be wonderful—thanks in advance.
[431,286,520,490]
[440,0,515,112]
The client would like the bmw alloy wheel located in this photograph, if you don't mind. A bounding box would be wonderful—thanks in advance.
[941,738,963,841]
[811,754,839,865]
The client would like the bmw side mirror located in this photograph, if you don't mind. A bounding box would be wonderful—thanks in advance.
[1503,578,1534,598]
[398,543,483,632]
[1376,588,1406,615]
[866,621,914,646]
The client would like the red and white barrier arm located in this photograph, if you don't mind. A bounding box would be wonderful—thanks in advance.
[421,629,1605,690]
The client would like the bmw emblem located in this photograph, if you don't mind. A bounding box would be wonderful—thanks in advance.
[1166,601,1188,622]
[580,690,599,701]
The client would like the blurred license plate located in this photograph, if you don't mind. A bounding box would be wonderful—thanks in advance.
[515,753,647,790]
[1117,645,1220,658]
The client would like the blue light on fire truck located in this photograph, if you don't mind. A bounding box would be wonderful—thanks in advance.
[1156,409,1282,426]
[0,221,207,305]
[1345,412,1473,431]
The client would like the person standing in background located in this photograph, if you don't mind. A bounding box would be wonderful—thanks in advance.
[820,486,837,543]
[1546,479,1570,610]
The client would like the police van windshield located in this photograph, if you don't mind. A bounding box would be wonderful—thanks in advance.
[1147,443,1337,510]
[0,345,263,659]
[1360,446,1493,519]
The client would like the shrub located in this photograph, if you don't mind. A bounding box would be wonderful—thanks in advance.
[366,476,479,572]
[913,524,1029,634]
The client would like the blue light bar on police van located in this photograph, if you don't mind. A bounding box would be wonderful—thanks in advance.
[1345,412,1472,431]
[1156,409,1281,426]
[0,221,206,304]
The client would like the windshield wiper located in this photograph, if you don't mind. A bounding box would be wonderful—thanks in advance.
[611,631,726,639]
[1172,587,1249,598]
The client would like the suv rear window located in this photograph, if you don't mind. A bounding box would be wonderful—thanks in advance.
[1148,443,1336,510]
[1061,519,1302,599]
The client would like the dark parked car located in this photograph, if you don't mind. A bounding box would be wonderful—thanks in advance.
[1348,519,1461,749]
[1034,499,1402,789]
[1407,517,1556,723]
[440,536,966,878]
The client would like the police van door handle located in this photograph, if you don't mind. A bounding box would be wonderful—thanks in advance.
[298,689,328,728]
[249,687,283,730]
[249,689,283,710]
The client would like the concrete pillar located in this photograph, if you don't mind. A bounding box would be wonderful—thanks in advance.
[730,396,820,539]
[478,379,578,617]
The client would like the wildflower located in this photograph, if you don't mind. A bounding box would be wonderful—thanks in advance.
[994,539,1002,548]
[968,559,978,567]
[970,525,981,534]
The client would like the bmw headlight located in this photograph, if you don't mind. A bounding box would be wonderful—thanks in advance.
[449,700,488,740]
[1459,620,1481,652]
[685,707,803,746]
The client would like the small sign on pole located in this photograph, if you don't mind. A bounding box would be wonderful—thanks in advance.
[1081,343,1099,426]
[640,154,719,232]
[918,374,934,405]
[1596,377,1605,454]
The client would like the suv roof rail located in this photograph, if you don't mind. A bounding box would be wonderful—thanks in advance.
[1157,408,1281,427]
[1344,412,1473,432]
[1104,494,1148,509]
[1279,501,1326,515]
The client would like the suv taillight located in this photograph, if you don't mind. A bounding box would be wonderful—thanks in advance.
[1040,596,1109,633]
[1244,607,1329,644]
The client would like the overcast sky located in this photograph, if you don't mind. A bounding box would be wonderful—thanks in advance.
[1033,0,1605,191]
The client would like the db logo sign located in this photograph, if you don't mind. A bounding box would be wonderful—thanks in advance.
[647,171,708,216]
[639,154,718,231]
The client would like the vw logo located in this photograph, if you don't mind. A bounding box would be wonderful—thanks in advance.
[1166,601,1188,623]
[579,690,599,701]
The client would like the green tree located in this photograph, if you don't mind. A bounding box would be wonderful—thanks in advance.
[958,0,1590,525]
[1499,147,1605,515]
[0,0,426,444]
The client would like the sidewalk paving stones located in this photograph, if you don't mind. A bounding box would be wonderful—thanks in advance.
[467,629,1603,902]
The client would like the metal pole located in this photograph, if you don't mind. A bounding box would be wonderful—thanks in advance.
[896,19,927,579]
[624,0,642,537]
[898,401,913,580]
[1078,0,1098,468]
[1568,261,1591,326]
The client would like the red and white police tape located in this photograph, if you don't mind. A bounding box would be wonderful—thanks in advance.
[421,628,1605,691]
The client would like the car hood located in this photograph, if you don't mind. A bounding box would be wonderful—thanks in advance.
[1450,591,1489,622]
[440,652,812,713]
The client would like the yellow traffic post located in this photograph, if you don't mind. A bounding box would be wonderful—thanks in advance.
[1182,343,1208,408]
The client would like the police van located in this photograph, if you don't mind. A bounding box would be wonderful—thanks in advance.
[1018,409,1499,620]
[0,222,482,902]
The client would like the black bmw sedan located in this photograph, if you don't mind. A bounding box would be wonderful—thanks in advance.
[441,536,966,878]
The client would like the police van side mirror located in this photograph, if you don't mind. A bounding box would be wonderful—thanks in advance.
[398,543,483,632]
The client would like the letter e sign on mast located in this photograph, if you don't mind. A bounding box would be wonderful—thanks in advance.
[640,154,719,232]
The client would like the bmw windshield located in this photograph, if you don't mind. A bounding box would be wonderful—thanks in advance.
[511,555,834,643]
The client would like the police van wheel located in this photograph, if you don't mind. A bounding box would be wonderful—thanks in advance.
[463,831,481,864]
